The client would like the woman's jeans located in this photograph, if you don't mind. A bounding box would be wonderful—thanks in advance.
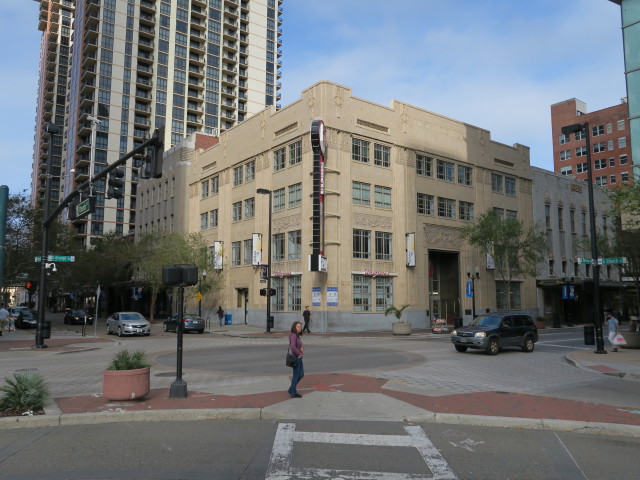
[288,358,304,395]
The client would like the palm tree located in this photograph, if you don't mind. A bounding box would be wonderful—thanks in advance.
[384,305,410,323]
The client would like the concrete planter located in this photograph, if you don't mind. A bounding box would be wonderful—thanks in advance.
[103,367,150,401]
[621,332,640,349]
[392,322,412,335]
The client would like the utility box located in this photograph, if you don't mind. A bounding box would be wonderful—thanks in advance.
[225,313,232,325]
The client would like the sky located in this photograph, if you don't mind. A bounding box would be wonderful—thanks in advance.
[0,0,627,196]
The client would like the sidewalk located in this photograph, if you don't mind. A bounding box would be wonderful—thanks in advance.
[2,324,640,437]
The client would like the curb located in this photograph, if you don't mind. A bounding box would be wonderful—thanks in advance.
[2,408,639,438]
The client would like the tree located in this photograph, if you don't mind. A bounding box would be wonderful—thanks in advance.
[133,232,219,322]
[461,210,547,310]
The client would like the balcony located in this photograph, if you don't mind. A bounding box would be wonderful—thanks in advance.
[83,38,98,55]
[140,0,156,13]
[192,0,207,7]
[136,75,153,88]
[84,25,99,42]
[189,53,204,67]
[139,12,156,26]
[76,154,90,168]
[136,62,154,74]
[221,75,236,87]
[189,41,205,55]
[188,77,204,90]
[224,6,238,18]
[135,89,152,101]
[80,93,95,108]
[222,100,236,109]
[222,63,237,74]
[240,2,249,12]
[186,101,200,113]
[191,5,206,19]
[188,65,204,77]
[134,102,151,113]
[187,90,204,101]
[83,52,97,68]
[76,140,92,154]
[45,86,55,99]
[186,115,202,127]
[221,111,236,121]
[139,24,155,38]
[223,41,238,52]
[133,116,151,127]
[224,17,238,28]
[87,0,100,14]
[238,68,247,79]
[239,34,248,46]
[189,29,206,40]
[80,79,95,95]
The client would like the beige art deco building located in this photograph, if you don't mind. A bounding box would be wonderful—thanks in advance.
[185,81,536,332]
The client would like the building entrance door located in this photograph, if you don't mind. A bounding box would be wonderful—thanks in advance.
[428,251,460,327]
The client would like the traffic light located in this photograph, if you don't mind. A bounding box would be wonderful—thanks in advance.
[260,288,267,297]
[25,280,38,294]
[106,167,125,199]
[141,127,164,179]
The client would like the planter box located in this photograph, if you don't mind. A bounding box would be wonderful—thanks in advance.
[392,322,412,335]
[103,367,150,401]
[621,332,640,349]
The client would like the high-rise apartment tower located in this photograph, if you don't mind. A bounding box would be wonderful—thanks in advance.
[32,0,283,245]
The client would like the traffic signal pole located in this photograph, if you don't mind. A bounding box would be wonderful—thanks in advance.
[34,128,163,348]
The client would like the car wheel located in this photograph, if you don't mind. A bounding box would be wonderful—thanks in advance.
[163,323,169,332]
[454,345,467,352]
[522,337,535,353]
[485,338,500,355]
[197,329,204,334]
[118,326,124,337]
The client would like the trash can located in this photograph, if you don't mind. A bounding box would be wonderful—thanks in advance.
[41,321,51,340]
[584,325,595,345]
[225,313,232,325]
[454,317,463,329]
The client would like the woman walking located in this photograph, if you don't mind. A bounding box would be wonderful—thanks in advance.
[288,320,304,398]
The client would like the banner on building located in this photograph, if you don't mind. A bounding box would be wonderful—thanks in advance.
[406,232,416,267]
[213,241,223,270]
[252,233,262,266]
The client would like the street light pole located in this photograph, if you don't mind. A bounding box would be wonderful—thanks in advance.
[257,188,272,333]
[467,266,480,319]
[561,122,606,354]
[198,270,206,317]
[35,123,60,349]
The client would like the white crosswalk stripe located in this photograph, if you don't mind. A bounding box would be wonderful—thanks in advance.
[266,423,457,480]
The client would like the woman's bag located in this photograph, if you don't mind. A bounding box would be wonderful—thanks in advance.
[613,333,627,346]
[286,350,297,367]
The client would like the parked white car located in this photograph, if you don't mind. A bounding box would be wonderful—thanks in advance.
[106,312,151,337]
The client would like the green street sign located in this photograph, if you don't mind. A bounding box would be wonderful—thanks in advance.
[34,255,75,262]
[578,258,593,264]
[75,198,93,218]
[600,257,627,265]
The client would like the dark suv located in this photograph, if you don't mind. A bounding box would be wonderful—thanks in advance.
[450,312,538,355]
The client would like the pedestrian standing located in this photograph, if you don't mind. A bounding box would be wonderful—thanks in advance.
[0,305,8,336]
[216,306,225,327]
[288,320,304,398]
[302,305,311,333]
[605,312,621,352]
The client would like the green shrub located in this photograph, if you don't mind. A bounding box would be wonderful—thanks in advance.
[108,349,150,370]
[0,372,50,414]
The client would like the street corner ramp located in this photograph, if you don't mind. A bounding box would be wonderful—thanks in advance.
[155,344,422,374]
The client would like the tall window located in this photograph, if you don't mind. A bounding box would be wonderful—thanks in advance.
[287,276,302,311]
[569,209,576,233]
[288,230,302,259]
[593,142,606,154]
[289,140,302,165]
[352,138,370,163]
[212,175,219,194]
[560,150,571,161]
[244,197,255,219]
[491,173,503,193]
[231,241,241,266]
[374,185,392,209]
[200,212,208,230]
[273,147,285,171]
[559,133,570,144]
[352,181,371,205]
[272,233,285,261]
[576,162,588,173]
[272,277,284,311]
[592,124,605,136]
[459,201,474,221]
[374,143,390,167]
[245,160,255,182]
[375,231,392,260]
[417,193,434,215]
[201,180,209,198]
[457,165,472,186]
[416,154,432,176]
[243,239,253,265]
[557,207,564,231]
[496,281,521,309]
[376,277,393,311]
[232,201,242,221]
[545,204,551,229]
[594,159,606,170]
[353,229,371,259]
[436,159,454,182]
[273,187,285,211]
[353,275,371,311]
[233,165,243,186]
[437,197,456,218]
[210,208,218,227]
[505,177,516,195]
[288,183,302,207]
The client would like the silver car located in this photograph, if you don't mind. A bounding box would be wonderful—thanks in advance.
[106,312,151,337]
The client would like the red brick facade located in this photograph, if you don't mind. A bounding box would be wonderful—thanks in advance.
[551,98,632,187]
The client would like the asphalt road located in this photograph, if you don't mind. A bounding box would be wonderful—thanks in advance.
[2,419,639,479]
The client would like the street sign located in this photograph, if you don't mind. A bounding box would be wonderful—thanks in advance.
[75,197,95,219]
[465,281,473,298]
[599,257,627,265]
[196,292,203,302]
[34,255,76,262]
[578,258,593,264]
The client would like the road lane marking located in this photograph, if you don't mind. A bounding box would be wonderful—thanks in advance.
[266,423,457,480]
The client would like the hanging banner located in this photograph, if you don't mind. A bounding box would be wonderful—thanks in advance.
[252,233,262,266]
[406,232,416,267]
[213,241,223,270]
